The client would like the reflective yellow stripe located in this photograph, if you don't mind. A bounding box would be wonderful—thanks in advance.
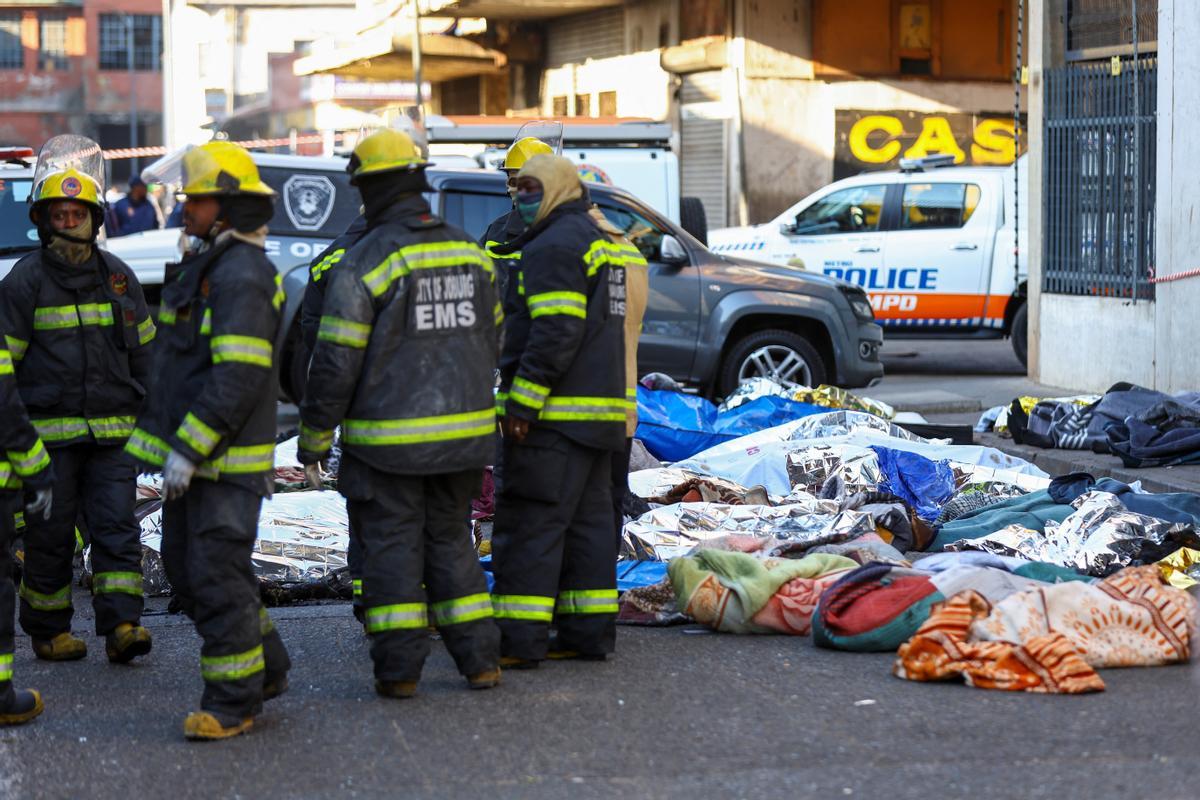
[259,606,275,635]
[7,438,49,477]
[0,461,20,490]
[317,315,371,348]
[494,301,504,326]
[583,239,646,277]
[33,303,115,330]
[556,588,619,614]
[211,335,273,368]
[272,274,286,312]
[177,412,221,458]
[137,316,157,345]
[198,443,275,477]
[0,348,12,375]
[361,241,492,298]
[5,336,27,361]
[93,571,143,596]
[484,240,521,260]
[125,428,169,466]
[365,602,428,633]
[88,416,136,440]
[158,307,177,326]
[495,391,508,414]
[539,396,627,423]
[527,290,587,319]
[352,579,363,599]
[343,408,495,446]
[201,645,265,682]
[311,248,346,283]
[491,594,555,622]
[430,593,494,626]
[0,653,11,682]
[33,417,89,442]
[200,308,212,336]
[509,377,550,411]
[19,581,71,611]
[299,423,334,454]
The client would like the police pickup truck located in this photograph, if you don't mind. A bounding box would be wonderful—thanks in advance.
[708,155,1029,364]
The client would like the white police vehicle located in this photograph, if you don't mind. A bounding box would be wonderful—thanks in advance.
[708,155,1030,363]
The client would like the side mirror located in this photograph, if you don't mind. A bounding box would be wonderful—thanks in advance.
[779,221,797,236]
[659,234,689,265]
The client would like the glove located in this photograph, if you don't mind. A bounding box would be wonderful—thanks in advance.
[304,463,324,491]
[163,450,198,501]
[26,488,52,521]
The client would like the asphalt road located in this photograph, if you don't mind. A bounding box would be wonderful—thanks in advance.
[879,337,1026,377]
[1,590,1196,800]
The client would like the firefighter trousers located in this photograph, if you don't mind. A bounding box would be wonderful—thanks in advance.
[19,443,143,638]
[341,457,499,683]
[161,480,290,720]
[1,492,18,710]
[492,429,618,661]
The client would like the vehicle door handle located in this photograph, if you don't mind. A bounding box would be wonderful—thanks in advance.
[952,243,978,251]
[854,246,880,253]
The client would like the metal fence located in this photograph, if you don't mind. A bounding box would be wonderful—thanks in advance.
[1043,56,1156,300]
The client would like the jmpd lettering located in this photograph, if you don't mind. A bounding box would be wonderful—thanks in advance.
[869,294,919,312]
[823,267,937,291]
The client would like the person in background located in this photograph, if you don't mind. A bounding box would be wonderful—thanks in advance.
[112,176,160,237]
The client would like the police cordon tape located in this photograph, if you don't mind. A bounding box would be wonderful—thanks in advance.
[101,133,343,161]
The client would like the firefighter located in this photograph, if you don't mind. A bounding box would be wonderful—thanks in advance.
[489,154,638,666]
[0,338,54,726]
[0,135,154,666]
[479,136,554,264]
[125,141,290,740]
[298,128,502,699]
[298,214,368,619]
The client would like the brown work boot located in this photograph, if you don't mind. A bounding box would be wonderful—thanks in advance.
[262,673,289,701]
[183,711,254,741]
[466,667,501,690]
[0,689,43,726]
[106,623,153,664]
[375,679,418,699]
[32,633,87,662]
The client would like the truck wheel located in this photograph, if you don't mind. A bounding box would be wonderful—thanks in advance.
[718,329,826,397]
[1010,302,1028,367]
[680,196,708,245]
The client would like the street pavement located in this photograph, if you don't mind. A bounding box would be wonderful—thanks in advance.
[1,587,1197,799]
[2,339,1195,799]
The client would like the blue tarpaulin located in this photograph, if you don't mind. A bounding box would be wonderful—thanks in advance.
[635,386,828,462]
[869,446,957,522]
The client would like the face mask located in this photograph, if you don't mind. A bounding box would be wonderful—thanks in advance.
[516,191,543,225]
[47,216,94,265]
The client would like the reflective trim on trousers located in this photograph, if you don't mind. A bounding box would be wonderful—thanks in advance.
[93,571,143,597]
[491,594,555,622]
[365,603,429,633]
[200,645,265,682]
[556,588,619,615]
[19,581,71,611]
[430,593,494,626]
[0,653,12,682]
[259,607,275,636]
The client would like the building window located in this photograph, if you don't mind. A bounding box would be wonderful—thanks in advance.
[0,12,23,70]
[99,14,162,71]
[552,96,568,116]
[599,91,617,117]
[39,12,69,71]
[574,93,591,117]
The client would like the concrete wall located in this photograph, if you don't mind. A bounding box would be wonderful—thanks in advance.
[1038,295,1156,391]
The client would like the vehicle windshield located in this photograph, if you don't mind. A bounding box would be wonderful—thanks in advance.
[0,178,37,254]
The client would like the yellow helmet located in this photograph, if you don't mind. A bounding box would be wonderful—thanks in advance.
[31,167,103,210]
[181,141,275,197]
[348,129,426,184]
[504,137,554,171]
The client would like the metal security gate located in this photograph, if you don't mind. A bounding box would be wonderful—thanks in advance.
[679,71,729,228]
[1043,56,1157,299]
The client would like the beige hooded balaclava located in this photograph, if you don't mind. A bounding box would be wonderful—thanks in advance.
[517,154,583,226]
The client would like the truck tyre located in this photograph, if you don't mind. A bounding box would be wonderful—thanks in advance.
[718,329,826,397]
[680,196,708,245]
[1011,302,1028,367]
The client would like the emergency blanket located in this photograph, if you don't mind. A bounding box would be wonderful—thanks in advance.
[893,565,1197,693]
[943,490,1200,576]
[719,379,896,420]
[634,385,827,462]
[669,549,856,634]
[1157,547,1200,589]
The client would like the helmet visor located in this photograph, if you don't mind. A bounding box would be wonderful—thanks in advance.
[33,135,106,201]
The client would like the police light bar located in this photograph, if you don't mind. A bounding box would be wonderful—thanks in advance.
[0,146,35,161]
[898,154,957,172]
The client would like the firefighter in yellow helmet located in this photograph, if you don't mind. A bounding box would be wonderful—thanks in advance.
[125,140,291,740]
[0,134,156,669]
[298,128,502,699]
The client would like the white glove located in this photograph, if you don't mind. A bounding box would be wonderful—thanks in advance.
[163,450,198,501]
[26,488,53,521]
[304,463,324,491]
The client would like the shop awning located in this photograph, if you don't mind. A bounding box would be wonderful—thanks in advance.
[293,25,505,82]
[423,0,624,20]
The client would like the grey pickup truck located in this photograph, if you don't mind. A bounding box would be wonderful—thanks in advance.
[95,154,882,399]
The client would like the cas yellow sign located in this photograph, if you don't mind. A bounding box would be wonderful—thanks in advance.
[834,109,1021,179]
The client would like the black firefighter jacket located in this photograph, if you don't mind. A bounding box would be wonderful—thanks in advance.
[298,195,500,476]
[125,235,284,497]
[0,248,155,449]
[493,198,634,453]
[300,214,368,354]
[0,336,53,492]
